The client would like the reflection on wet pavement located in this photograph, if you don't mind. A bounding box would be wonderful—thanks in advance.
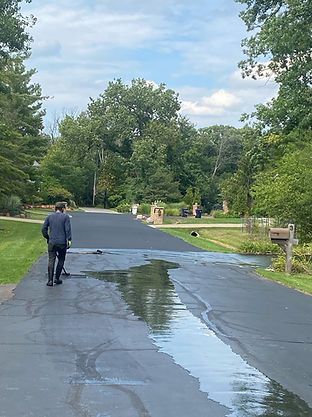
[88,260,311,417]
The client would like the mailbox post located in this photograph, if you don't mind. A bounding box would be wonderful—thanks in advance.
[269,224,298,273]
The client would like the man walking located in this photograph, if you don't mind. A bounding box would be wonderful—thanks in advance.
[42,202,72,286]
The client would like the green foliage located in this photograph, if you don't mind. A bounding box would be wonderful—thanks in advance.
[0,4,46,204]
[239,239,280,255]
[40,139,93,205]
[96,151,127,208]
[221,127,266,215]
[52,79,200,207]
[42,80,244,211]
[272,245,312,274]
[233,2,312,238]
[137,203,151,215]
[115,202,131,213]
[253,142,312,241]
[272,256,305,274]
[0,0,34,59]
[39,178,72,204]
[183,125,244,211]
[0,194,22,215]
[163,202,188,216]
[211,210,235,219]
[143,168,182,203]
[184,187,201,208]
[88,78,181,140]
[0,58,46,199]
[237,0,312,132]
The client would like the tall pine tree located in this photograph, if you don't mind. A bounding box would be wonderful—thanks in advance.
[0,1,46,202]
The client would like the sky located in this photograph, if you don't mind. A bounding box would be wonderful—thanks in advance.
[25,0,277,129]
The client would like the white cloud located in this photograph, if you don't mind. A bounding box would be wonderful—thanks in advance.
[181,89,241,116]
[23,0,277,128]
[178,70,278,127]
[26,1,172,122]
[28,3,168,58]
[202,90,241,108]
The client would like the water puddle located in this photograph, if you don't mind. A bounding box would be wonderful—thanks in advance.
[88,260,311,417]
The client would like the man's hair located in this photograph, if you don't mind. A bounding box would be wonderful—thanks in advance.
[55,202,66,211]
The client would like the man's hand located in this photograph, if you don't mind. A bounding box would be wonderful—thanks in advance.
[67,240,72,249]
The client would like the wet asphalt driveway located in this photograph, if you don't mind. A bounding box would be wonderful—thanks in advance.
[0,212,311,417]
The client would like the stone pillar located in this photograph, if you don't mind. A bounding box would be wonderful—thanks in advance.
[223,200,229,214]
[131,204,138,215]
[192,204,199,216]
[151,207,164,225]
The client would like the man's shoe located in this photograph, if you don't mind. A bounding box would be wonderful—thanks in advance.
[46,280,53,286]
[54,278,62,285]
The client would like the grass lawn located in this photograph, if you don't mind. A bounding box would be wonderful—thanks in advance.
[160,228,235,252]
[163,216,242,224]
[197,228,245,249]
[24,208,83,220]
[24,208,52,220]
[161,227,244,251]
[257,269,312,295]
[0,220,46,284]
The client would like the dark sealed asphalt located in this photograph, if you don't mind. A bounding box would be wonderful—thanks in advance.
[0,212,311,417]
[70,211,204,251]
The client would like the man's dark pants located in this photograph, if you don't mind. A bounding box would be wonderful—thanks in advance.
[48,243,67,282]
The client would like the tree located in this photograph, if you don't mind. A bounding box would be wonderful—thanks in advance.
[0,58,46,200]
[183,126,243,211]
[0,125,28,195]
[253,141,312,241]
[0,0,34,59]
[144,168,182,203]
[88,79,181,156]
[221,127,267,216]
[184,187,201,208]
[0,1,46,203]
[237,0,312,131]
[96,151,127,207]
[40,139,94,205]
[52,79,187,206]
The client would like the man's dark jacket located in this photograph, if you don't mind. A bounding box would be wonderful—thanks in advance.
[42,212,72,245]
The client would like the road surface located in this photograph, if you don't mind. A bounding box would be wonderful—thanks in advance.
[0,212,311,417]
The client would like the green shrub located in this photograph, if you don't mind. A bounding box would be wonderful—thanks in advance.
[107,193,124,209]
[272,256,312,274]
[272,244,312,273]
[240,239,280,255]
[116,202,131,213]
[164,204,183,216]
[163,202,189,216]
[0,195,22,215]
[40,185,72,204]
[138,203,151,215]
[293,243,312,261]
[165,207,179,216]
[211,210,235,218]
[184,187,201,208]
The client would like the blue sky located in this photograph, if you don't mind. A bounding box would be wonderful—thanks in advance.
[25,0,277,129]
